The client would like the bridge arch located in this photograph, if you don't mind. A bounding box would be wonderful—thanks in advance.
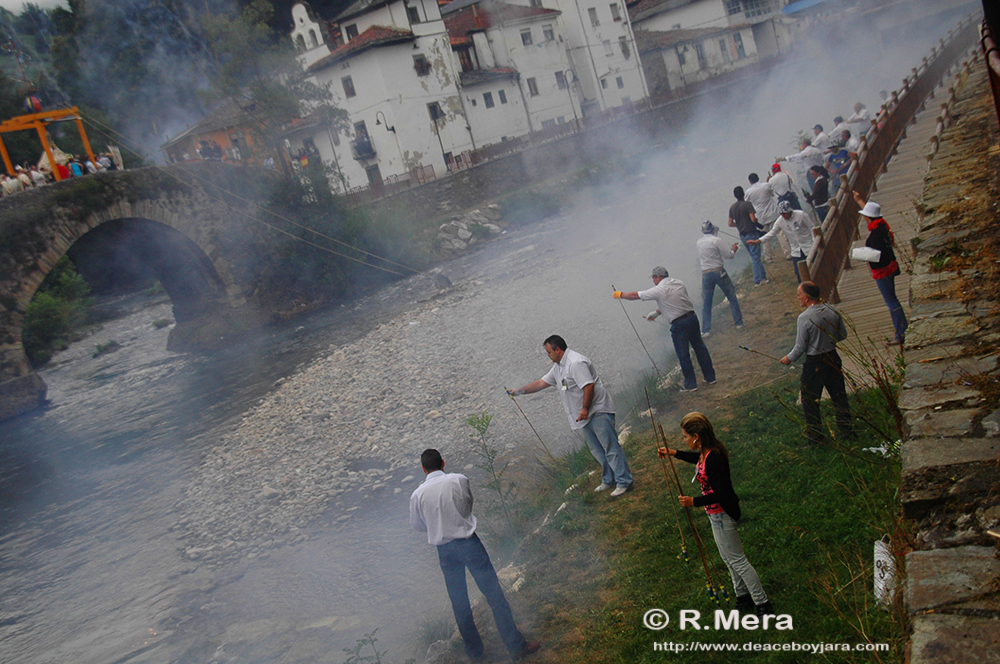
[0,163,279,421]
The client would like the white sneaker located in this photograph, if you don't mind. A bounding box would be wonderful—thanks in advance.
[706,380,717,385]
[594,483,613,493]
[735,324,745,329]
[701,331,711,338]
[678,386,699,393]
[610,486,633,497]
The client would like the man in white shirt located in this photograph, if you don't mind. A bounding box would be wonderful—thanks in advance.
[745,172,780,261]
[781,139,825,190]
[768,163,801,209]
[748,201,816,283]
[410,449,540,662]
[696,221,743,336]
[847,102,871,138]
[841,130,860,154]
[830,116,851,143]
[811,124,832,152]
[615,267,716,392]
[508,336,633,495]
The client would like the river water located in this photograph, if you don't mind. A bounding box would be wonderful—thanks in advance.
[0,20,956,662]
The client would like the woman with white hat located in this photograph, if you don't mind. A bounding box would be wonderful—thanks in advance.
[854,192,908,346]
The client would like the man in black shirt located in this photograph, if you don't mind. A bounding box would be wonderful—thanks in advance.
[728,186,767,285]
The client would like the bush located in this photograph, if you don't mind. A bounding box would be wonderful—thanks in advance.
[22,257,92,367]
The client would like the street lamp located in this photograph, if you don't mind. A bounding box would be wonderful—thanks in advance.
[375,110,395,133]
[563,69,580,132]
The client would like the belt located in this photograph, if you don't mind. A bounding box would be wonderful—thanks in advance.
[671,311,696,324]
[702,268,726,274]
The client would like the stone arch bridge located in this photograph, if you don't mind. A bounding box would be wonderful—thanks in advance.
[0,162,298,421]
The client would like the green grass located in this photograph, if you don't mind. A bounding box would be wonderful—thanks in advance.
[518,377,905,664]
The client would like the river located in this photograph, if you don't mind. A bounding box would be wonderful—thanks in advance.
[0,17,958,662]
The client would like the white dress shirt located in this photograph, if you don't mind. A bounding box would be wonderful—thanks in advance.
[759,211,816,258]
[811,132,832,152]
[745,181,780,225]
[768,170,794,196]
[542,349,614,430]
[697,234,736,272]
[410,470,477,545]
[785,145,825,171]
[639,278,695,324]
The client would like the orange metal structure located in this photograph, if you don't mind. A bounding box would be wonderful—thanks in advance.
[0,106,97,182]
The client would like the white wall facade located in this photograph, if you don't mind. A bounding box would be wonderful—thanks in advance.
[651,25,759,91]
[634,0,728,31]
[460,77,533,146]
[290,0,474,191]
[291,3,332,68]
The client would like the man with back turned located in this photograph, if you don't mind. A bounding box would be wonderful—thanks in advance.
[410,448,540,662]
[779,282,853,445]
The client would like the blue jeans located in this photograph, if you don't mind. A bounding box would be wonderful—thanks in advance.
[438,534,528,659]
[670,313,716,390]
[815,204,829,223]
[875,272,908,342]
[701,270,743,333]
[579,412,632,488]
[791,255,805,283]
[739,232,767,284]
[708,512,767,605]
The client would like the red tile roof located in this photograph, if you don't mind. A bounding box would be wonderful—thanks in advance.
[444,3,561,37]
[308,25,415,71]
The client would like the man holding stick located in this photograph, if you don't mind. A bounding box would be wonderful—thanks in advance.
[508,335,633,496]
[779,282,853,445]
[615,267,716,393]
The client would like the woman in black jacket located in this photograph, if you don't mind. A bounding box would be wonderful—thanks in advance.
[854,193,908,345]
[806,165,831,222]
[659,412,772,616]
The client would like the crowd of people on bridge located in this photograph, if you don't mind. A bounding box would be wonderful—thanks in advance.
[0,152,120,198]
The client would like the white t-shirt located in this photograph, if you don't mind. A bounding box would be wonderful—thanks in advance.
[760,211,816,258]
[785,145,825,171]
[768,171,793,196]
[745,181,779,225]
[697,234,735,272]
[409,471,477,546]
[847,107,871,135]
[542,349,614,430]
[845,136,860,153]
[638,278,695,324]
[811,132,832,152]
[831,122,852,141]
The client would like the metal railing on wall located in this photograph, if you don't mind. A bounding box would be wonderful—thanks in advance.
[981,2,1000,135]
[802,14,981,302]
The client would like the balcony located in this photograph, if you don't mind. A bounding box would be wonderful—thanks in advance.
[351,137,376,160]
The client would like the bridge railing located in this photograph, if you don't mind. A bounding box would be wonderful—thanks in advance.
[980,9,1000,137]
[803,14,981,302]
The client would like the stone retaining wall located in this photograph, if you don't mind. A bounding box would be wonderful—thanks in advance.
[900,60,1000,663]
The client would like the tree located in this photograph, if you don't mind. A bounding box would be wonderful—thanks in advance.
[200,0,348,178]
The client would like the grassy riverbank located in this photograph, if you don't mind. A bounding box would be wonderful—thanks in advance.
[461,262,910,664]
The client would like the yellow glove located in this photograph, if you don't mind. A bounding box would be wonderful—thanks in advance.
[612,291,623,299]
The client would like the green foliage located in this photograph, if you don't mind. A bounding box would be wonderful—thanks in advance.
[151,319,171,329]
[468,410,517,538]
[22,256,92,367]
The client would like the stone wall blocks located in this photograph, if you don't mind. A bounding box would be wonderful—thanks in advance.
[905,408,978,438]
[906,314,979,348]
[905,546,1000,613]
[900,384,981,410]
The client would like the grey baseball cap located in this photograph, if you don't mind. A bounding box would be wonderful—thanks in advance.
[651,266,669,278]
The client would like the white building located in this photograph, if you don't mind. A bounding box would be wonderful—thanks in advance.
[287,0,474,191]
[443,1,581,145]
[627,0,791,95]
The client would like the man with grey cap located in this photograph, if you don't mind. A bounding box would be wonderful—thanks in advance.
[748,201,816,283]
[614,268,716,392]
[696,221,743,336]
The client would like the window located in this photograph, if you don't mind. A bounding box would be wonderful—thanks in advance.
[616,76,624,89]
[527,77,539,96]
[733,33,746,58]
[542,24,555,41]
[498,89,507,104]
[610,3,621,21]
[695,42,706,68]
[725,0,741,15]
[345,24,359,40]
[471,98,477,106]
[529,0,542,6]
[407,5,421,23]
[413,54,431,76]
[621,96,631,105]
[619,36,630,59]
[458,47,475,72]
[720,38,730,62]
[677,48,686,66]
[309,29,318,48]
[555,71,567,90]
[428,102,443,120]
[588,7,599,26]
[541,119,556,129]
[342,76,356,98]
[742,0,772,18]
[600,77,607,89]
[295,34,306,51]
[557,116,565,124]
[603,40,612,57]
[484,92,495,108]
[521,29,533,46]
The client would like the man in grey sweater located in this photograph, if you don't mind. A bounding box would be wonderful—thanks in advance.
[780,282,853,444]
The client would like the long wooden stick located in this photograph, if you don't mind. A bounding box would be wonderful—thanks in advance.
[644,391,689,562]
[614,284,660,375]
[505,388,556,462]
